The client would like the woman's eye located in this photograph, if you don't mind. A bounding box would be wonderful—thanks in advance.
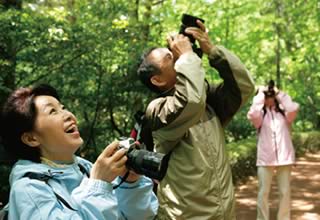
[49,108,57,114]
[62,106,69,112]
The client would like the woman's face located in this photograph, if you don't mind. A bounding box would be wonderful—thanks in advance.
[31,95,83,161]
[264,96,275,108]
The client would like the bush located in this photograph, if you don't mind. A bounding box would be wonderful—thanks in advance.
[292,131,320,156]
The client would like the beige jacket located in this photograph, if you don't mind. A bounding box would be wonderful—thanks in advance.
[146,46,255,220]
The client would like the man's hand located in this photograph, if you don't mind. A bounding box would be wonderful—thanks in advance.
[167,34,193,60]
[185,20,214,55]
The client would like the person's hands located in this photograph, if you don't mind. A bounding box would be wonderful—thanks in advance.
[257,85,267,93]
[185,20,214,55]
[273,86,280,95]
[90,141,128,183]
[167,34,193,60]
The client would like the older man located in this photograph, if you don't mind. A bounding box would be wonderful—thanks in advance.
[137,20,255,219]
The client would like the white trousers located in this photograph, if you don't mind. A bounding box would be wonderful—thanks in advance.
[257,165,292,220]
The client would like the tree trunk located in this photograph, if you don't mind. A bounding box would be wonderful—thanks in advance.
[141,0,152,42]
[0,0,21,105]
[274,0,282,89]
[0,0,22,9]
[67,0,76,24]
[224,0,230,47]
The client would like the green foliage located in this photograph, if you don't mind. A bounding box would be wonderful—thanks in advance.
[0,0,319,205]
[292,131,320,156]
[1,0,319,151]
[226,105,256,142]
[0,1,154,159]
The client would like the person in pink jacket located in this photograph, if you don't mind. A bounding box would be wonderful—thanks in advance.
[247,80,299,220]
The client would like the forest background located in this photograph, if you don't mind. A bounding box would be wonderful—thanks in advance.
[0,0,319,205]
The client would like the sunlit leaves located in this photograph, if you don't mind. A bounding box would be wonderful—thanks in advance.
[0,0,319,157]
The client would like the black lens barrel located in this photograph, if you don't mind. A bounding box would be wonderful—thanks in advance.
[126,148,169,181]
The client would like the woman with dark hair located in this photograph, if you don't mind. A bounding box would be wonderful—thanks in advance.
[247,80,299,220]
[0,84,158,220]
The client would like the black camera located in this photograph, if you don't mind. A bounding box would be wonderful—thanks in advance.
[118,138,169,181]
[264,80,276,97]
[179,14,205,58]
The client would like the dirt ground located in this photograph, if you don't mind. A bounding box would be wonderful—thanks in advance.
[236,152,320,220]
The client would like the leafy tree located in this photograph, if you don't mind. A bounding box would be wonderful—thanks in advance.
[0,0,319,206]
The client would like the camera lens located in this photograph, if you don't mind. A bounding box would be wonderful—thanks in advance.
[126,148,169,181]
[179,14,205,58]
[181,14,204,27]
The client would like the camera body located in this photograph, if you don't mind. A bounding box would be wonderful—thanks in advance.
[118,138,169,181]
[179,14,205,58]
[264,80,276,97]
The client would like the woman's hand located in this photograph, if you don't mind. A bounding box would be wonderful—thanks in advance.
[257,85,267,93]
[273,86,280,95]
[90,141,128,183]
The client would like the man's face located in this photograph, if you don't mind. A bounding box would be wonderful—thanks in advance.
[31,95,83,161]
[148,48,177,91]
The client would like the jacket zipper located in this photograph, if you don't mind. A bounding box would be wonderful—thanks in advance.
[201,119,226,219]
[270,110,279,163]
[211,155,225,219]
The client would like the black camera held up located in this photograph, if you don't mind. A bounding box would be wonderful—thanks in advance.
[179,13,205,58]
[264,80,276,97]
[118,138,169,181]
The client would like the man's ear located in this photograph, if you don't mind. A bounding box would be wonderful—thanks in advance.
[21,132,40,147]
[150,75,166,87]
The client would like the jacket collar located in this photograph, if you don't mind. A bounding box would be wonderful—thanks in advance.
[157,87,175,98]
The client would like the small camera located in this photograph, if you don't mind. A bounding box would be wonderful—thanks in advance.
[118,138,169,181]
[264,80,276,97]
[179,14,205,58]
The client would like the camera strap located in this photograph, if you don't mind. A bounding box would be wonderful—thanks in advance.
[112,171,130,189]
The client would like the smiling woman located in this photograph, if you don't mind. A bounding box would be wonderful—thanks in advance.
[1,85,61,162]
[25,95,83,162]
[0,84,158,220]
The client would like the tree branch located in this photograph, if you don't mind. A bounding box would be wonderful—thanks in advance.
[25,51,86,86]
[83,65,104,151]
[109,106,123,137]
[152,0,165,6]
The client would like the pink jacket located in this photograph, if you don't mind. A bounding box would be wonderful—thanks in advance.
[247,90,299,166]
